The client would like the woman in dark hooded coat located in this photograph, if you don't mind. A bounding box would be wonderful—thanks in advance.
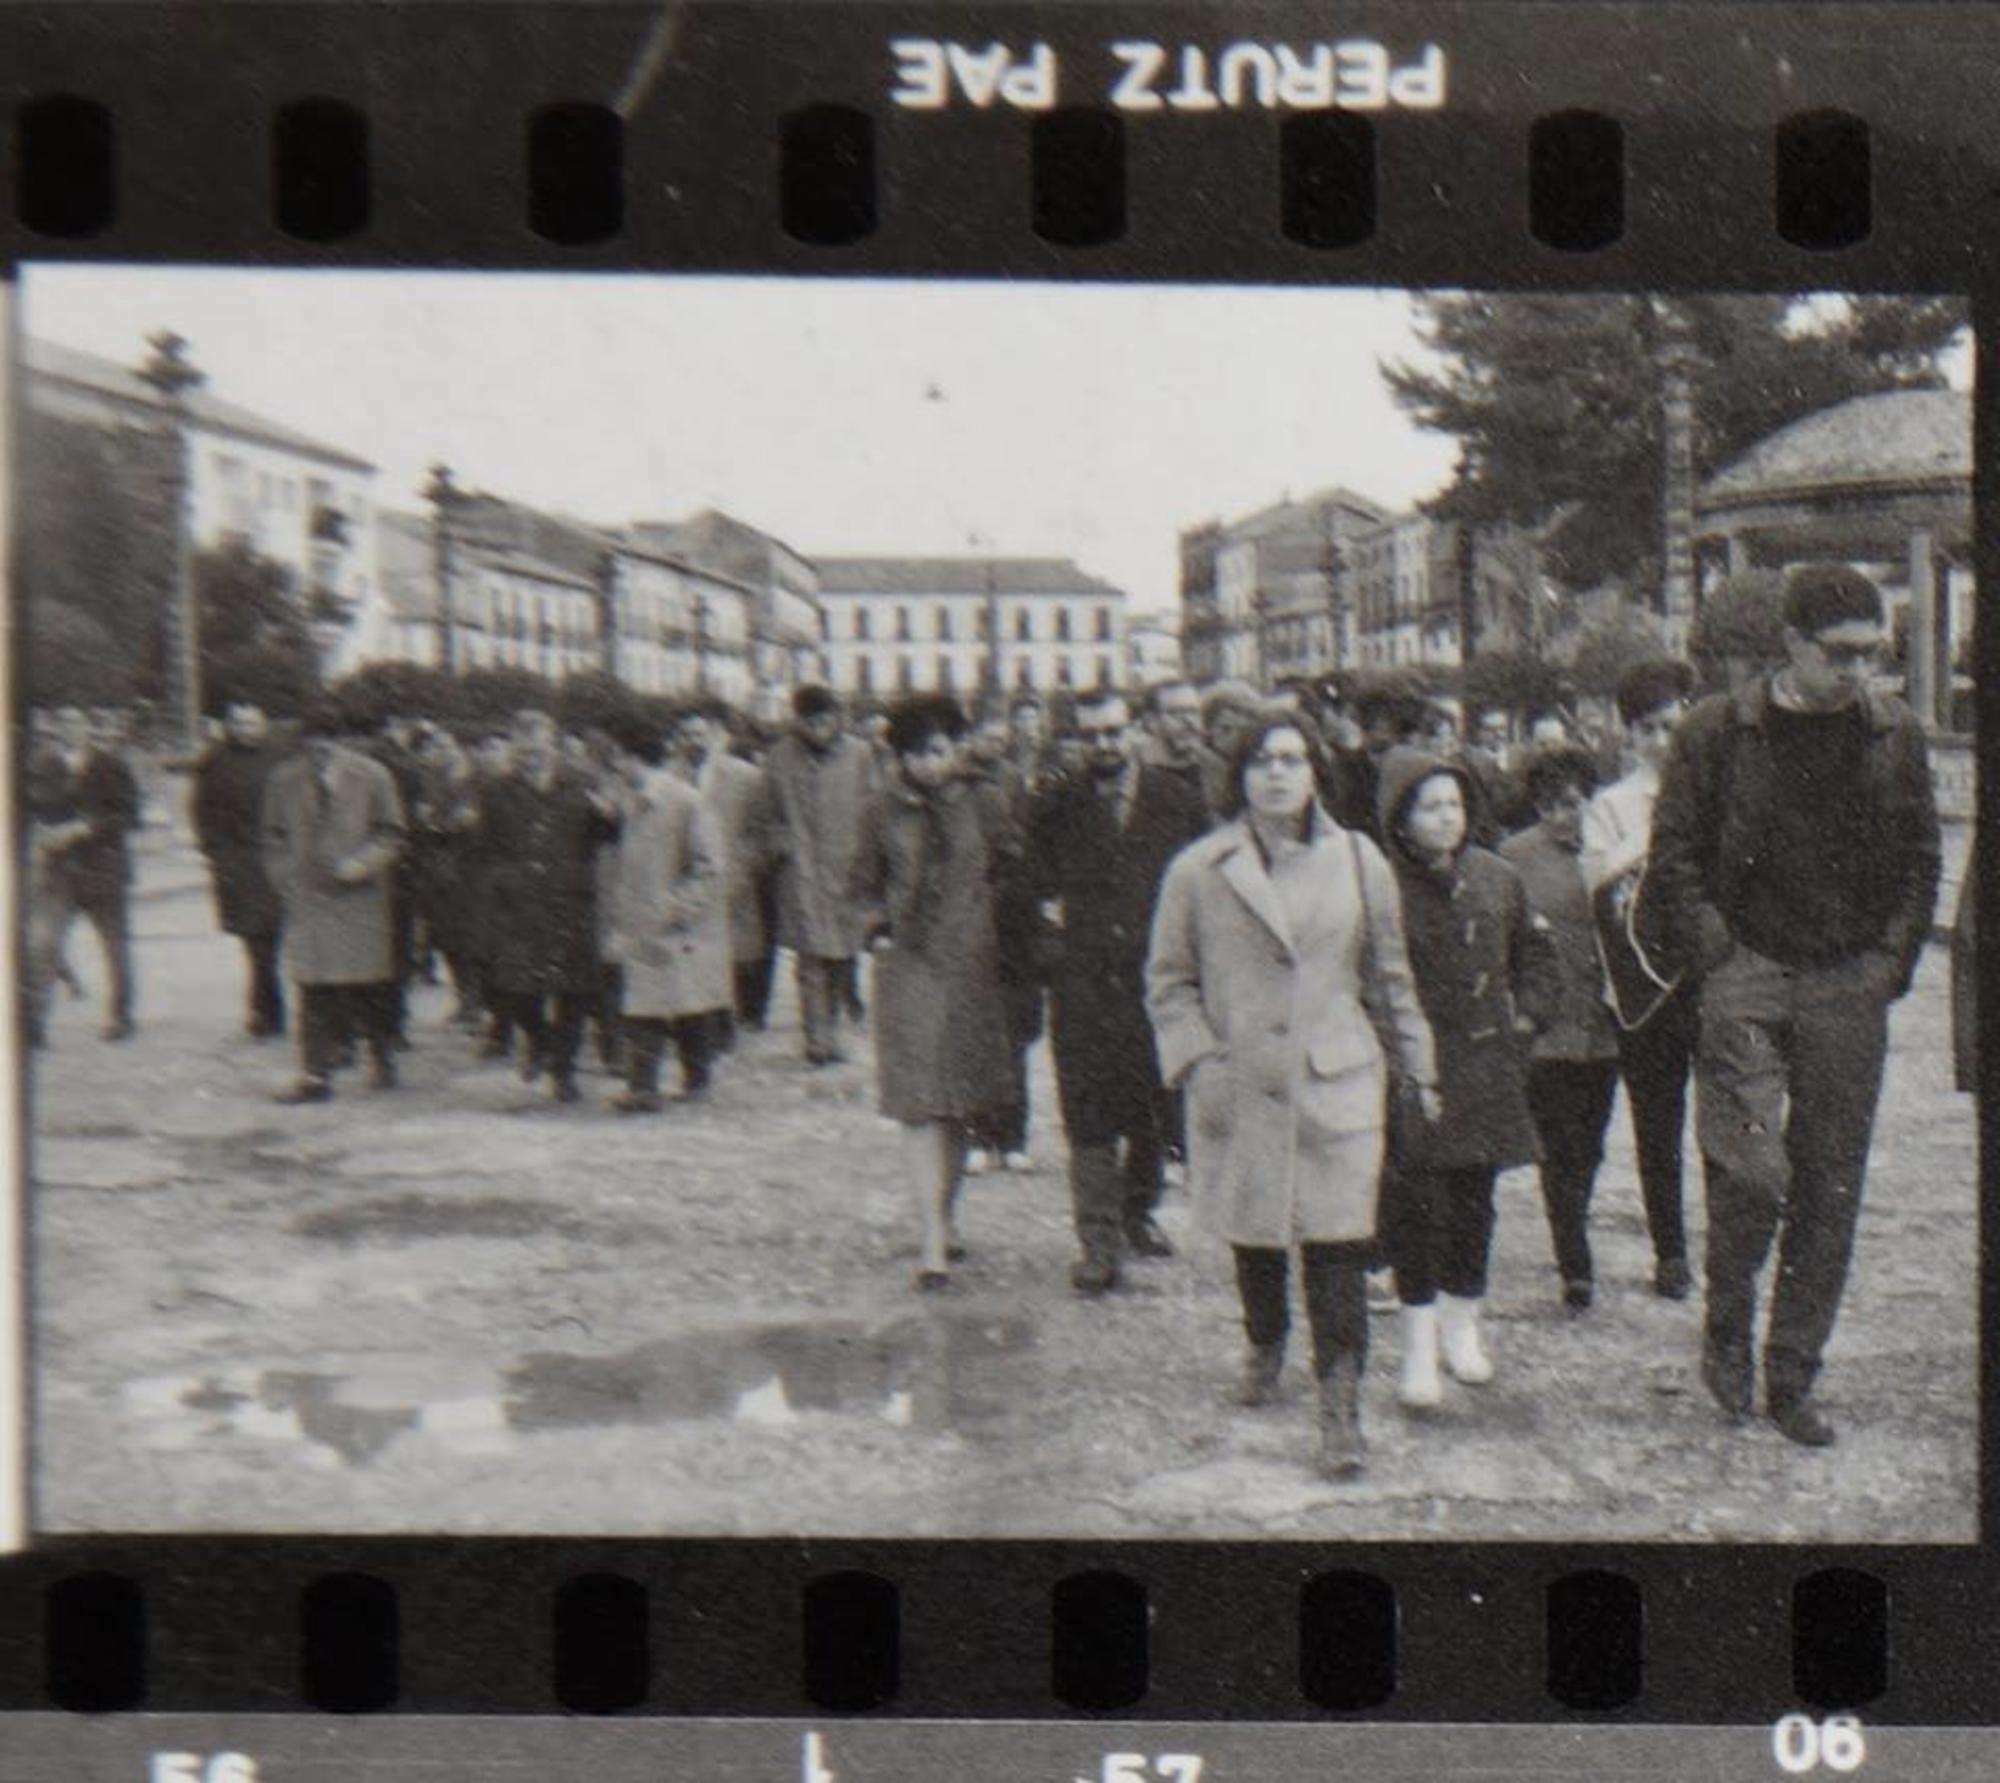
[1375,745,1549,1412]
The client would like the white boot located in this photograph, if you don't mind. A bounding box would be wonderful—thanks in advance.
[1438,1292,1494,1384]
[1397,1304,1443,1409]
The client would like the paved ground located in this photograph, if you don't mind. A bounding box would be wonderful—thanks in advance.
[27,811,1978,1541]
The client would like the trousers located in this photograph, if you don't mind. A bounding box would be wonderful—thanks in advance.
[1617,986,1697,1266]
[491,989,589,1083]
[299,981,392,1081]
[1696,944,1892,1406]
[1233,1242,1372,1372]
[242,930,286,1034]
[1387,1164,1500,1306]
[796,953,852,1061]
[625,1014,717,1094]
[1526,1058,1620,1285]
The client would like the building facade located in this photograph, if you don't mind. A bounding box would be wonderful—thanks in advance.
[813,558,1126,701]
[25,335,379,619]
[1125,613,1184,689]
[1179,488,1386,686]
[629,509,822,718]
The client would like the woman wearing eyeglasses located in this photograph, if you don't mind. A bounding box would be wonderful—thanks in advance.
[1146,707,1437,1479]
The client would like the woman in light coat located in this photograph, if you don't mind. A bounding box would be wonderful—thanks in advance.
[1147,709,1436,1478]
[602,716,730,1111]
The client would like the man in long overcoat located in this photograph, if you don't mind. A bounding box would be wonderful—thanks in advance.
[476,708,618,1103]
[260,705,407,1102]
[764,684,880,1065]
[604,715,728,1111]
[671,703,773,1046]
[192,699,287,1038]
[1027,686,1209,1291]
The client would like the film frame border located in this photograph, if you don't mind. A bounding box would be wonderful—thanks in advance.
[0,0,1995,1735]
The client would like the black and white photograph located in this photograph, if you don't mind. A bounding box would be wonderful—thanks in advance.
[15,268,1977,1541]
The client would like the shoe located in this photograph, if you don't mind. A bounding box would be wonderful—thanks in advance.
[1438,1292,1495,1384]
[274,1078,333,1105]
[1070,1256,1121,1295]
[681,1066,712,1100]
[963,1149,994,1177]
[1562,1277,1594,1317]
[1124,1215,1176,1259]
[1001,1150,1035,1174]
[914,1269,951,1293]
[552,1074,581,1105]
[101,1018,135,1042]
[610,1089,663,1115]
[1769,1396,1837,1448]
[369,1053,399,1091]
[945,1240,969,1263]
[1655,1256,1694,1300]
[1237,1341,1286,1407]
[1701,1334,1755,1420]
[1318,1355,1367,1479]
[1397,1304,1443,1408]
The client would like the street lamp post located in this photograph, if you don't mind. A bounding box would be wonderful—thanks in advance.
[692,591,711,692]
[1652,298,1701,654]
[424,463,461,675]
[136,331,204,758]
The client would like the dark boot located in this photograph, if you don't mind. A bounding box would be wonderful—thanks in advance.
[1068,1144,1124,1294]
[1317,1353,1367,1480]
[1237,1341,1285,1407]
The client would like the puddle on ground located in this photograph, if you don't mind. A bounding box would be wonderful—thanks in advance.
[131,1308,1036,1466]
[505,1308,1037,1436]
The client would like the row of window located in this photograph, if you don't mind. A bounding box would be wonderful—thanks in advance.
[211,453,360,524]
[838,603,1118,645]
[837,652,1118,694]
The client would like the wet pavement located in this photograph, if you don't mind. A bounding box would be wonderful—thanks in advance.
[27,821,1981,1540]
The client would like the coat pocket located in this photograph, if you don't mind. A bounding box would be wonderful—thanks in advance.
[1188,1052,1237,1140]
[1300,1025,1385,1137]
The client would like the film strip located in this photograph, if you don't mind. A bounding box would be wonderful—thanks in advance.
[1,0,1996,1770]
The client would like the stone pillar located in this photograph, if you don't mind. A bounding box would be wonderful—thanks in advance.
[1906,528,1938,728]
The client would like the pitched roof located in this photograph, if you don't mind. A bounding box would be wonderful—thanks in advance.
[1225,485,1390,539]
[812,556,1123,597]
[24,336,376,474]
[1700,387,1971,507]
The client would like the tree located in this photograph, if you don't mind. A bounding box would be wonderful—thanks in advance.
[330,662,463,730]
[1688,570,1786,692]
[17,408,175,701]
[1461,647,1562,719]
[1565,601,1668,699]
[193,540,323,719]
[23,604,136,708]
[1384,294,1968,595]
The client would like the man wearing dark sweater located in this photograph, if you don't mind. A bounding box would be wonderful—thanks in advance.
[1650,564,1941,1448]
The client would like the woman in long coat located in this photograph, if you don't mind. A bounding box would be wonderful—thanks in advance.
[603,722,729,1110]
[1148,711,1436,1478]
[852,695,1017,1288]
[1374,745,1549,1410]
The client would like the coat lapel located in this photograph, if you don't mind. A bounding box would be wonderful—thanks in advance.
[1217,830,1295,958]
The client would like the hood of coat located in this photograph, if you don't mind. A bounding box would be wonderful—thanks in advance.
[1375,745,1474,868]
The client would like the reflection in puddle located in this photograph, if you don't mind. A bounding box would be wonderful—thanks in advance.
[147,1308,1034,1467]
[504,1309,1035,1436]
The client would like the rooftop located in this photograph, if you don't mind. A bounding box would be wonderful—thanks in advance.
[1700,387,1971,508]
[813,556,1124,598]
[25,336,376,474]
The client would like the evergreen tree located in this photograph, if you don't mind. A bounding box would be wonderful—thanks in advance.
[1384,294,1967,594]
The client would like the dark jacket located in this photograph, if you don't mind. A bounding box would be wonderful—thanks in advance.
[33,746,140,900]
[192,739,283,937]
[1499,821,1618,1063]
[477,767,616,994]
[1378,747,1544,1171]
[1649,676,1941,994]
[1952,854,1977,1095]
[1026,762,1209,1134]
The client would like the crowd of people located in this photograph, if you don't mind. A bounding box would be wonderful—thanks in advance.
[23,562,1968,1484]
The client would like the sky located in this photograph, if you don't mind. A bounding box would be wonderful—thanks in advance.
[19,267,1464,614]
